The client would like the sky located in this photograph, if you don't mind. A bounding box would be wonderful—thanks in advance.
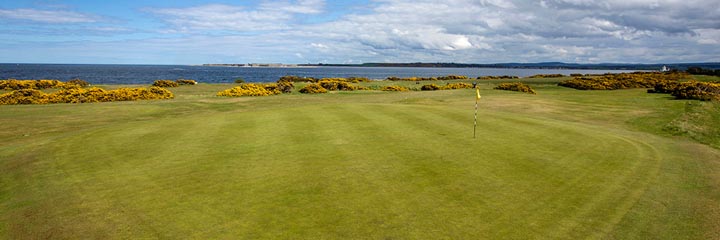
[0,0,718,64]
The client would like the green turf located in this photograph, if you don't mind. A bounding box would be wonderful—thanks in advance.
[1,78,719,239]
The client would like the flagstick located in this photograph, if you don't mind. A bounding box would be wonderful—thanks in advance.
[473,98,478,139]
[473,88,479,139]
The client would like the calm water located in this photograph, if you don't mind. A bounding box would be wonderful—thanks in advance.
[0,64,634,84]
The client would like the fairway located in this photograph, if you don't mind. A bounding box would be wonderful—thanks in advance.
[1,80,719,239]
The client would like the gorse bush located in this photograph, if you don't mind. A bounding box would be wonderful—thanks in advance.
[152,80,179,88]
[443,82,474,89]
[670,81,720,101]
[420,83,473,91]
[381,86,410,91]
[558,72,689,90]
[217,83,281,97]
[420,84,441,91]
[317,80,365,91]
[278,75,318,83]
[276,81,294,93]
[494,82,537,94]
[319,77,372,83]
[67,78,90,87]
[477,75,519,80]
[387,75,469,81]
[0,79,67,90]
[348,77,372,83]
[528,74,565,78]
[176,79,197,85]
[647,81,681,94]
[0,89,50,104]
[0,87,174,105]
[299,83,328,94]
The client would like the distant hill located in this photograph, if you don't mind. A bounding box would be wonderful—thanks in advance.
[299,62,720,70]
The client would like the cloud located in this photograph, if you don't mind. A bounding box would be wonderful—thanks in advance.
[260,0,325,14]
[148,1,325,32]
[0,8,99,23]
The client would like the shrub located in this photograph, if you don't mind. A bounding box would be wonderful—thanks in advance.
[217,83,280,97]
[276,81,294,93]
[387,75,468,81]
[348,77,372,83]
[381,86,409,91]
[528,74,565,78]
[0,79,65,90]
[421,84,441,91]
[0,87,173,105]
[234,78,245,83]
[437,75,469,80]
[494,82,537,94]
[67,78,90,87]
[176,79,197,85]
[318,80,363,91]
[278,75,318,83]
[109,87,174,101]
[647,80,680,94]
[0,89,50,104]
[153,80,179,88]
[443,82,474,89]
[558,72,690,90]
[477,75,519,80]
[299,83,328,94]
[671,81,720,101]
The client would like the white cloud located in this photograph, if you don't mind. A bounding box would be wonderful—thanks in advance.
[148,1,325,32]
[260,0,325,14]
[310,43,329,49]
[0,8,99,23]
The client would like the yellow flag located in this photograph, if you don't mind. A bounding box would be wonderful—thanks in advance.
[475,88,482,100]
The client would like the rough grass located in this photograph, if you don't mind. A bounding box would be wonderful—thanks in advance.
[1,78,719,239]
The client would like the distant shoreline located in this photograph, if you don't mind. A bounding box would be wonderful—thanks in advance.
[203,62,720,71]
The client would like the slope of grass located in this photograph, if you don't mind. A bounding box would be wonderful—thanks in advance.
[1,80,719,239]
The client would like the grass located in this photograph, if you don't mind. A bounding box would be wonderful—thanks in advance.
[1,77,719,239]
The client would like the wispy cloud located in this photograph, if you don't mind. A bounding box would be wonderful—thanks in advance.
[259,0,325,14]
[0,8,99,23]
[147,0,325,32]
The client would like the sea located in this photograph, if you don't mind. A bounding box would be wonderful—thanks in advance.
[0,63,637,84]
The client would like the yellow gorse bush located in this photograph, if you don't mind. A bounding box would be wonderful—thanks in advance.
[558,72,689,90]
[217,83,281,97]
[278,75,318,83]
[381,86,410,91]
[176,79,198,85]
[387,75,469,81]
[317,80,365,91]
[0,79,87,90]
[670,81,720,101]
[0,86,174,105]
[477,75,519,80]
[153,80,179,88]
[528,74,565,78]
[420,84,441,91]
[494,82,537,94]
[443,82,474,89]
[299,83,328,94]
[420,82,473,91]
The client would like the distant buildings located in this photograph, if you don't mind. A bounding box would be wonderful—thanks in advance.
[661,65,670,72]
[203,63,298,67]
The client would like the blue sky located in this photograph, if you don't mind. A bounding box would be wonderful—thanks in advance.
[1,0,718,64]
